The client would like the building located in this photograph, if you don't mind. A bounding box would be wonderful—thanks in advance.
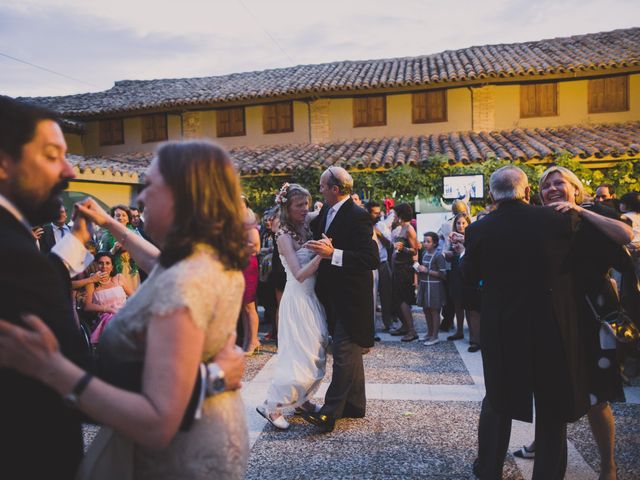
[22,27,640,207]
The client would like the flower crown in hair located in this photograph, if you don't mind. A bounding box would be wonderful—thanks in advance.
[275,183,290,205]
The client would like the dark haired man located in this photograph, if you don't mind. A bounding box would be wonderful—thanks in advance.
[0,95,92,478]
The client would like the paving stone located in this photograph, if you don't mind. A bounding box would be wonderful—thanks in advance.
[244,343,277,382]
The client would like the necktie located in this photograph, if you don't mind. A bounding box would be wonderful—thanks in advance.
[59,226,66,238]
[324,207,335,233]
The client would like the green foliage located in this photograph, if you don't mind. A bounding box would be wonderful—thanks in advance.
[240,153,639,215]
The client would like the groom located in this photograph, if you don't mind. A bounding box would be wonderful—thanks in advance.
[305,166,379,432]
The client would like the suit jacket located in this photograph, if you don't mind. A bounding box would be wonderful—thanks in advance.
[0,207,91,478]
[39,222,69,254]
[310,198,379,347]
[461,200,589,423]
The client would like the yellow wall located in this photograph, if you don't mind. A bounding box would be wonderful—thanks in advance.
[64,133,84,154]
[67,180,136,208]
[494,73,640,130]
[328,89,472,140]
[86,114,182,155]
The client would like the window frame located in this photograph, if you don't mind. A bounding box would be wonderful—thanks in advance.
[353,95,387,128]
[588,75,629,114]
[412,90,448,124]
[141,113,168,143]
[216,107,246,137]
[98,118,125,146]
[263,102,294,134]
[520,82,558,118]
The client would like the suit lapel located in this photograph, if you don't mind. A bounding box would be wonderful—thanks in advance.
[315,206,329,240]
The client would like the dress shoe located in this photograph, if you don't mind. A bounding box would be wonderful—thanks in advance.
[341,406,365,418]
[294,401,322,415]
[302,412,335,432]
[468,343,481,353]
[374,335,381,342]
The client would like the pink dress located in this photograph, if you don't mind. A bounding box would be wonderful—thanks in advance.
[90,277,128,344]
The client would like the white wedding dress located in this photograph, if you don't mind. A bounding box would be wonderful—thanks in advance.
[264,247,329,411]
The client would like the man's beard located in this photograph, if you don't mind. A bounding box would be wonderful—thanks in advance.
[13,179,69,226]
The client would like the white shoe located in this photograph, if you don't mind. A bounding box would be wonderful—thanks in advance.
[256,405,290,430]
[423,338,440,346]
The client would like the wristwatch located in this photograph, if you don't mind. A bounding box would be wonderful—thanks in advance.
[63,372,93,408]
[206,363,226,396]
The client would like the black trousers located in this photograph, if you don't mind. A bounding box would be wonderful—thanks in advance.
[378,260,393,329]
[321,316,366,420]
[475,396,567,480]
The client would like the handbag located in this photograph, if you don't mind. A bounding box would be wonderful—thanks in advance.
[585,295,640,344]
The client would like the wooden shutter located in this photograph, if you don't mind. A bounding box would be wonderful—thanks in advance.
[142,114,167,143]
[521,83,557,118]
[99,119,124,145]
[353,96,386,127]
[589,76,628,113]
[264,102,292,134]
[263,104,278,133]
[218,108,246,137]
[413,91,447,123]
[277,102,293,132]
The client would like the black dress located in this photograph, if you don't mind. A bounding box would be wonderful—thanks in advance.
[572,204,629,405]
[391,226,416,311]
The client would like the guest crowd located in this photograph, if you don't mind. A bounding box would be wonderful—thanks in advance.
[0,95,638,480]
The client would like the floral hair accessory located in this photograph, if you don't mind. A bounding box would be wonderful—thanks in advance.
[275,182,290,205]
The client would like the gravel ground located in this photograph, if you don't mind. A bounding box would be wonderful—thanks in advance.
[246,400,523,480]
[567,402,640,480]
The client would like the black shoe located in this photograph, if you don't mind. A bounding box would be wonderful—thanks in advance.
[468,343,481,353]
[374,335,381,342]
[341,406,365,418]
[302,412,335,432]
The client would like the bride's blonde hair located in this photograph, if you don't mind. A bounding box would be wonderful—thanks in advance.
[276,183,311,243]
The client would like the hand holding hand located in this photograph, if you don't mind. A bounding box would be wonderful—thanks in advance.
[0,314,61,380]
[394,241,404,251]
[449,232,465,244]
[75,197,112,227]
[213,332,245,391]
[306,234,334,259]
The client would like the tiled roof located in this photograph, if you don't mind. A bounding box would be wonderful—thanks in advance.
[22,28,640,118]
[68,122,640,178]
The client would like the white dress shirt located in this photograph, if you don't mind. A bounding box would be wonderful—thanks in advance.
[324,196,350,267]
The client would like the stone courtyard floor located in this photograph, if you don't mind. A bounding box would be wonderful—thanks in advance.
[84,309,640,479]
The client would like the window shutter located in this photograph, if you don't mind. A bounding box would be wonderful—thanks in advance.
[520,84,536,117]
[141,114,167,143]
[354,96,386,127]
[217,109,230,137]
[536,83,557,117]
[372,96,386,125]
[278,102,293,132]
[263,104,277,133]
[589,78,606,113]
[589,76,628,113]
[412,93,427,123]
[353,98,367,127]
[231,108,245,135]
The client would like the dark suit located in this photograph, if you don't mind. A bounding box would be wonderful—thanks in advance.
[461,200,588,480]
[0,207,91,479]
[310,198,379,419]
[39,222,69,254]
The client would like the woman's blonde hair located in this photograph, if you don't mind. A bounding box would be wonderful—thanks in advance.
[539,166,586,205]
[278,184,311,229]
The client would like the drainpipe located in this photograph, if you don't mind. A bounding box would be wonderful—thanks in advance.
[467,86,474,132]
[305,99,312,143]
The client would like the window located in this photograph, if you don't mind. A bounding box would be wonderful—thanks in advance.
[520,83,557,118]
[589,76,629,113]
[353,96,386,127]
[99,118,124,145]
[263,102,293,134]
[216,107,246,137]
[141,114,168,143]
[412,90,447,123]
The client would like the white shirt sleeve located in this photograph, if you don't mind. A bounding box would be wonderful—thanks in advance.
[51,233,94,278]
[331,248,344,267]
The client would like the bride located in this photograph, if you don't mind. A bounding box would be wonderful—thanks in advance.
[256,183,329,430]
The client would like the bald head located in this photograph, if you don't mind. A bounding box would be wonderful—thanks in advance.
[489,166,530,203]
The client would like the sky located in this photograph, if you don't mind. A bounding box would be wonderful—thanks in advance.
[1,0,638,98]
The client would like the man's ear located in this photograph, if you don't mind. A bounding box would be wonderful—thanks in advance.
[524,186,531,204]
